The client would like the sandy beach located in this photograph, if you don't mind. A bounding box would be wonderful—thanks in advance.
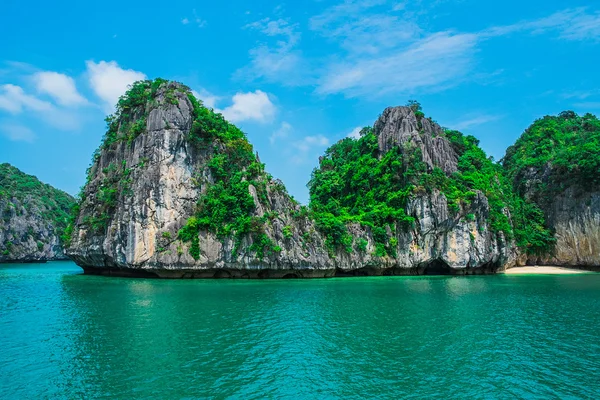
[503,266,593,275]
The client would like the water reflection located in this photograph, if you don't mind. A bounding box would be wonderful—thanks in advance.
[2,264,600,399]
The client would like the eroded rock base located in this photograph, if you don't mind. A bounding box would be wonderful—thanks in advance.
[81,264,503,279]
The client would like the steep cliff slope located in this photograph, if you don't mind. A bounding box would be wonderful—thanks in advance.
[66,80,333,277]
[308,103,553,275]
[503,111,600,269]
[0,163,75,262]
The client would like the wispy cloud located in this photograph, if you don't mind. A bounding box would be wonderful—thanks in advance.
[451,114,501,131]
[483,8,600,41]
[238,3,600,99]
[0,83,89,132]
[291,135,330,164]
[574,102,600,110]
[0,62,126,133]
[0,84,53,114]
[270,121,292,144]
[317,31,478,97]
[32,71,88,106]
[182,10,206,27]
[192,9,206,28]
[1,123,36,142]
[237,17,308,85]
[562,89,600,100]
[310,0,420,55]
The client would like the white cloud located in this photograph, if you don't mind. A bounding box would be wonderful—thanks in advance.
[451,114,501,131]
[239,4,600,99]
[561,11,600,41]
[1,124,35,142]
[86,60,146,113]
[483,8,600,41]
[347,127,362,139]
[182,18,189,25]
[192,87,277,124]
[306,1,480,97]
[0,83,86,132]
[33,71,87,106]
[0,84,53,114]
[191,89,220,109]
[270,121,292,144]
[220,90,276,123]
[310,0,419,54]
[317,32,478,97]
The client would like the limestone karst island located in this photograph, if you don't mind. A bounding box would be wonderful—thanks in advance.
[2,1,600,398]
[3,80,599,277]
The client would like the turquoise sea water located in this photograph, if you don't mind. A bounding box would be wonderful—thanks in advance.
[1,261,599,399]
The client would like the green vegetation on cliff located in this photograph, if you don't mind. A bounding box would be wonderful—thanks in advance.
[308,128,414,255]
[0,163,75,252]
[179,90,279,260]
[69,79,279,260]
[308,104,554,256]
[64,79,175,245]
[503,111,600,193]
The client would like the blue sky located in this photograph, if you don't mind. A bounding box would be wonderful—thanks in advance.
[1,0,599,204]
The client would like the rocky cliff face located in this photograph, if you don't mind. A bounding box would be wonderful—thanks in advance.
[67,82,515,277]
[66,81,334,277]
[0,163,74,262]
[520,165,600,269]
[315,106,515,275]
[334,189,514,276]
[374,107,458,174]
[503,112,600,270]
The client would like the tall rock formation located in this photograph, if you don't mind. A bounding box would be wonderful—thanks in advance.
[309,105,517,275]
[503,111,600,270]
[66,80,333,277]
[67,81,522,277]
[534,180,600,268]
[0,163,75,262]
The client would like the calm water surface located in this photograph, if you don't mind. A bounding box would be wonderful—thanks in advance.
[1,261,599,399]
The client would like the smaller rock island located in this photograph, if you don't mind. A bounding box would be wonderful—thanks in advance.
[0,163,75,263]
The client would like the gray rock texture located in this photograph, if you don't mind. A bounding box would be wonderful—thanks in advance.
[0,196,70,263]
[520,165,600,269]
[67,88,516,277]
[375,106,458,174]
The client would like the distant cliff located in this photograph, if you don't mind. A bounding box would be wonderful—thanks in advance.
[0,163,75,262]
[65,81,557,277]
[503,111,600,270]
